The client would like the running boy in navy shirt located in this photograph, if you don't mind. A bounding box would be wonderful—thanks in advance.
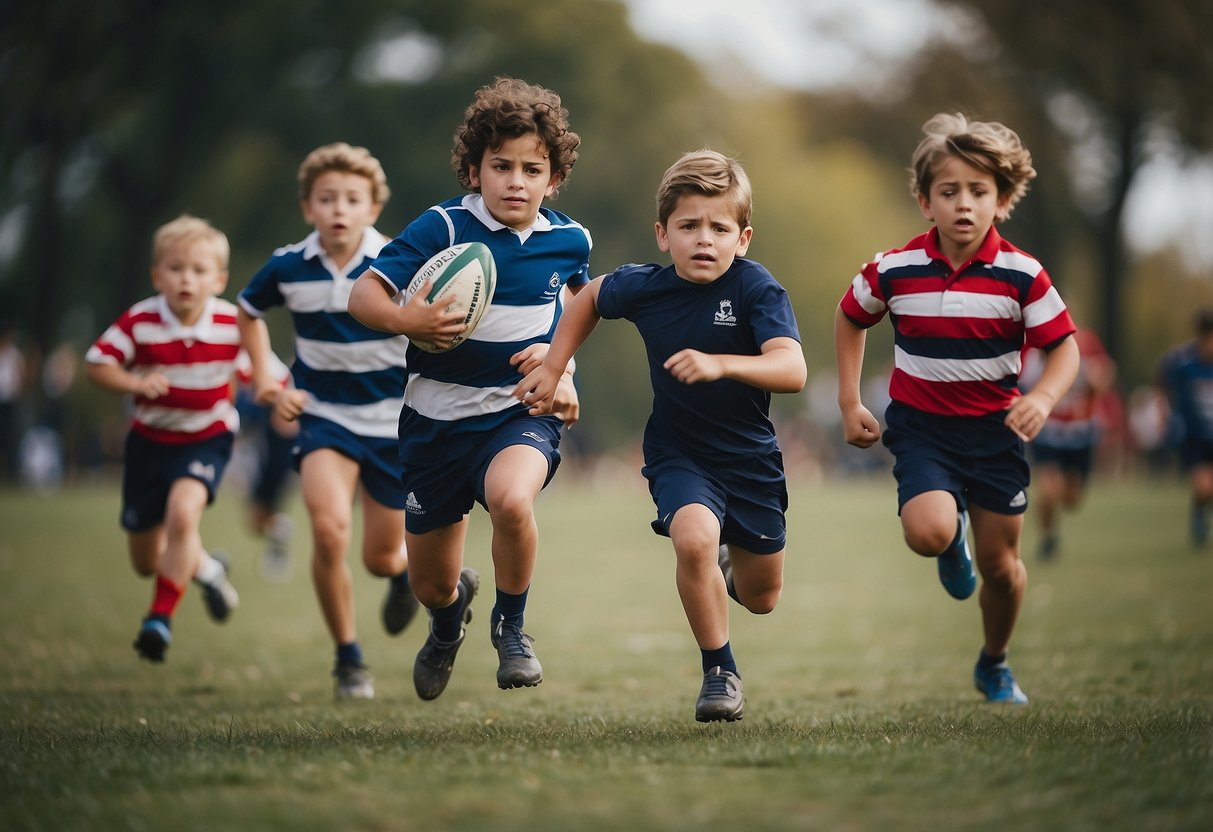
[834,113,1079,704]
[349,77,591,700]
[516,149,806,722]
[86,215,243,663]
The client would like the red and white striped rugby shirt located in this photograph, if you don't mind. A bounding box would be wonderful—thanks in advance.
[86,295,242,443]
[840,227,1075,418]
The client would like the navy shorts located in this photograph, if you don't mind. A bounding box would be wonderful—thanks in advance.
[1179,437,1213,469]
[121,431,233,532]
[294,415,405,510]
[882,401,1030,516]
[402,414,563,535]
[643,452,788,555]
[1030,441,1094,480]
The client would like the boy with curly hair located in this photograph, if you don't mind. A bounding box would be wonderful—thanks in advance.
[834,113,1079,704]
[349,77,591,700]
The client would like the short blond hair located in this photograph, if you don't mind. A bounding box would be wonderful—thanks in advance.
[910,113,1036,217]
[151,214,230,269]
[656,149,753,229]
[297,142,390,205]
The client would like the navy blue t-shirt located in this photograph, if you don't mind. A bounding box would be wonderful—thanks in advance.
[596,258,800,484]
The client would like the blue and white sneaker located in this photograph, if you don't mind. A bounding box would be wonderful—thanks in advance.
[134,616,171,663]
[938,511,977,600]
[974,656,1029,704]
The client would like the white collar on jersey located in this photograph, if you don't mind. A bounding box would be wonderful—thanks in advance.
[156,294,217,341]
[300,228,388,270]
[462,194,552,244]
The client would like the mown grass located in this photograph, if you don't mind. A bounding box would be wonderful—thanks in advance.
[0,470,1209,831]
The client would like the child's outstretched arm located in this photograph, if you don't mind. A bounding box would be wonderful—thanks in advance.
[514,277,604,415]
[662,336,806,393]
[834,304,881,448]
[1006,333,1080,441]
[348,270,468,350]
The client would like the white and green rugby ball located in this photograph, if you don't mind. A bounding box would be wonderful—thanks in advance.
[396,242,496,353]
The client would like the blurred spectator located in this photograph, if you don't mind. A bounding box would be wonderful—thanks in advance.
[0,324,26,481]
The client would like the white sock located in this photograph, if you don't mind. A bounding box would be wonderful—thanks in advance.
[195,551,224,585]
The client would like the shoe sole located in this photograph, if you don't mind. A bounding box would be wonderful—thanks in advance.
[695,705,744,723]
[497,672,543,690]
[134,624,170,663]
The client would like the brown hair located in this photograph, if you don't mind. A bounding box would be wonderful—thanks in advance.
[656,149,753,229]
[297,142,390,205]
[451,77,580,196]
[910,113,1036,217]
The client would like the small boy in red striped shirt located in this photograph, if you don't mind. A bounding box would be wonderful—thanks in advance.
[834,113,1080,704]
[86,214,243,663]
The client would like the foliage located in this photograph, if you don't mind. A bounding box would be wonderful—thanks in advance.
[0,477,1210,830]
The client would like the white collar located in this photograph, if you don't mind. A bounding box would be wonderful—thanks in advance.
[462,194,552,242]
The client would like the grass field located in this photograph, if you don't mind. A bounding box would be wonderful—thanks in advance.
[1,471,1210,831]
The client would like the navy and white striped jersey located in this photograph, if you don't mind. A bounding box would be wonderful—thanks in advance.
[238,228,407,439]
[370,194,592,465]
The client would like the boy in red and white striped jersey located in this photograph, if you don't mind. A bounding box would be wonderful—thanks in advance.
[86,214,243,663]
[834,113,1079,704]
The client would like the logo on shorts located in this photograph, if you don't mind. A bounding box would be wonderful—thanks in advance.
[405,492,424,514]
[522,431,547,443]
[713,299,737,326]
[1009,490,1027,508]
[188,460,216,483]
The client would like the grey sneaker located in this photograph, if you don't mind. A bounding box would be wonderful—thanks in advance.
[491,617,543,689]
[198,551,239,622]
[413,568,479,701]
[334,662,375,700]
[382,574,420,636]
[695,666,744,722]
[260,513,293,582]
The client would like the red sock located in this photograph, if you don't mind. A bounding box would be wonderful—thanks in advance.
[149,575,184,618]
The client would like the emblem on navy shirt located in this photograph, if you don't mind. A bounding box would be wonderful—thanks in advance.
[713,299,737,327]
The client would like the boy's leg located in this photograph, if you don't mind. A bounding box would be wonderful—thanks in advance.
[360,493,417,636]
[970,507,1029,704]
[408,520,478,701]
[299,449,369,696]
[482,443,550,689]
[670,504,744,722]
[901,489,976,600]
[724,544,784,615]
[1189,462,1213,548]
[1033,462,1064,559]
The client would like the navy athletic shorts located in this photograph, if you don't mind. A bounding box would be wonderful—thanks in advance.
[294,414,405,509]
[643,451,788,555]
[402,414,563,535]
[882,401,1030,516]
[121,430,233,532]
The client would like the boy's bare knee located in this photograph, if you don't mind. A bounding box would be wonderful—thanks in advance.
[905,527,953,557]
[744,589,780,615]
[412,578,458,609]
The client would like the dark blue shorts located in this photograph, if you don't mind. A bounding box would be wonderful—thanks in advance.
[402,414,563,535]
[643,452,788,555]
[294,415,405,509]
[1179,437,1213,469]
[1030,441,1094,479]
[882,401,1029,516]
[121,431,233,532]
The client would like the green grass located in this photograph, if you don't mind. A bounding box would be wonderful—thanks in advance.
[1,472,1209,831]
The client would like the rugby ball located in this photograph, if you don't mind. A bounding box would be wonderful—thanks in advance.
[394,242,496,353]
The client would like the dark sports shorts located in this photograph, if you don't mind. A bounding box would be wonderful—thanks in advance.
[882,401,1030,516]
[1179,437,1213,469]
[643,452,788,555]
[402,414,563,535]
[294,414,405,510]
[121,430,233,532]
[1030,441,1094,480]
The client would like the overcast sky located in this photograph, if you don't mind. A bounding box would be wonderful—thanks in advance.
[622,0,1213,268]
